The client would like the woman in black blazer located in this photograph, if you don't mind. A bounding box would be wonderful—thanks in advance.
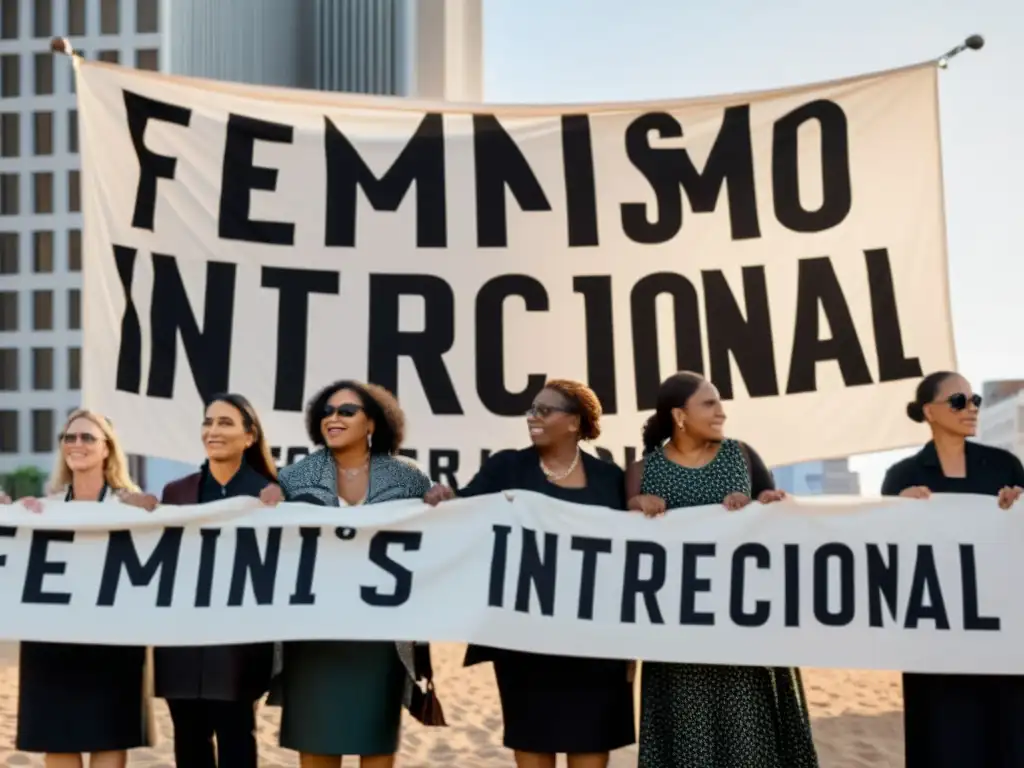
[882,371,1024,768]
[124,393,277,768]
[426,379,635,768]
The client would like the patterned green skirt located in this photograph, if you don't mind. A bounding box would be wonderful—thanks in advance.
[639,662,819,768]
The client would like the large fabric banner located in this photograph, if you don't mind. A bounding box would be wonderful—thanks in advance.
[0,492,1019,675]
[76,59,954,478]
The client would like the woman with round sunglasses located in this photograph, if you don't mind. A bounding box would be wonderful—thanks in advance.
[882,371,1024,768]
[425,379,635,768]
[0,410,154,768]
[120,393,278,768]
[257,380,436,768]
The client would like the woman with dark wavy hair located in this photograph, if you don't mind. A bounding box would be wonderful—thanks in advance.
[122,392,277,768]
[258,380,436,768]
[625,371,818,768]
[883,371,1024,768]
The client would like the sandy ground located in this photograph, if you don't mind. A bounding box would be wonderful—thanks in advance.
[0,642,905,767]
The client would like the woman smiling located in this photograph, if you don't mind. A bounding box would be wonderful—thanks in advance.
[135,393,278,768]
[1,410,153,768]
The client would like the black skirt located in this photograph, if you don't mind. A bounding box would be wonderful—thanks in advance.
[903,672,1024,767]
[490,648,635,754]
[17,641,149,753]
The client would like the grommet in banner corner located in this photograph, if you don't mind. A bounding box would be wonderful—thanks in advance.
[334,526,356,540]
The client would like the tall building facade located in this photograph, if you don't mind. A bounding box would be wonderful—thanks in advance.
[977,380,1024,460]
[772,458,861,495]
[0,0,482,491]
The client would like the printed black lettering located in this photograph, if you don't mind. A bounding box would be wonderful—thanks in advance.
[261,267,341,411]
[621,541,666,624]
[514,529,558,616]
[23,530,74,605]
[680,542,715,625]
[865,248,922,382]
[429,450,460,489]
[325,113,446,248]
[368,274,462,414]
[730,543,770,627]
[772,99,852,233]
[960,544,999,631]
[488,524,512,607]
[361,531,422,607]
[0,526,14,569]
[571,536,613,620]
[146,254,236,401]
[476,275,548,416]
[194,528,220,608]
[783,543,800,627]
[123,90,191,231]
[561,115,599,247]
[813,543,855,626]
[97,528,184,607]
[218,114,295,245]
[113,245,143,394]
[227,528,282,606]
[631,273,704,410]
[866,543,899,627]
[290,527,321,605]
[786,257,872,394]
[474,115,552,248]
[904,545,950,629]
[621,107,760,244]
[703,267,779,399]
[573,275,617,413]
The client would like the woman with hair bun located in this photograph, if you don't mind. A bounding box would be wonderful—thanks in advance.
[882,371,1024,767]
[626,372,818,768]
[425,379,635,768]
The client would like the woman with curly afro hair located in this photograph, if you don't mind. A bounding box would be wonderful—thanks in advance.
[425,378,635,768]
[257,380,437,768]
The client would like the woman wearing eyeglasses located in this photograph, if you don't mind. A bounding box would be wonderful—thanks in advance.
[0,410,154,768]
[424,379,635,768]
[882,371,1024,768]
[257,380,437,768]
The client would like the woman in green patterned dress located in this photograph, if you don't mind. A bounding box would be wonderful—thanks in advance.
[625,372,819,768]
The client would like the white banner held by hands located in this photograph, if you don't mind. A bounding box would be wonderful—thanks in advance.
[0,492,1019,675]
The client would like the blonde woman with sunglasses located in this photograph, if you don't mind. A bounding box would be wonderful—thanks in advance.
[0,410,155,768]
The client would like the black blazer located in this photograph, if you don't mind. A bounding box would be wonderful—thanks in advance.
[154,462,275,702]
[881,440,1024,498]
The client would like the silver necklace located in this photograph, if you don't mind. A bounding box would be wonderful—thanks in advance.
[339,462,368,479]
[540,448,581,481]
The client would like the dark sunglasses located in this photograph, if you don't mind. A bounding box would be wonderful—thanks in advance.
[60,431,99,445]
[323,403,363,419]
[944,393,982,411]
[526,404,576,419]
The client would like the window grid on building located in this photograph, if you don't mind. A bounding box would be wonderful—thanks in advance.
[32,230,53,273]
[31,409,54,453]
[32,347,53,391]
[0,348,17,391]
[0,232,17,274]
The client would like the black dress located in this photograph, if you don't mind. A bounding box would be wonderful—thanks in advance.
[155,461,275,768]
[460,447,636,754]
[882,440,1024,768]
[16,485,150,754]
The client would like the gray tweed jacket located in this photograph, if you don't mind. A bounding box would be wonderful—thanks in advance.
[269,449,433,708]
